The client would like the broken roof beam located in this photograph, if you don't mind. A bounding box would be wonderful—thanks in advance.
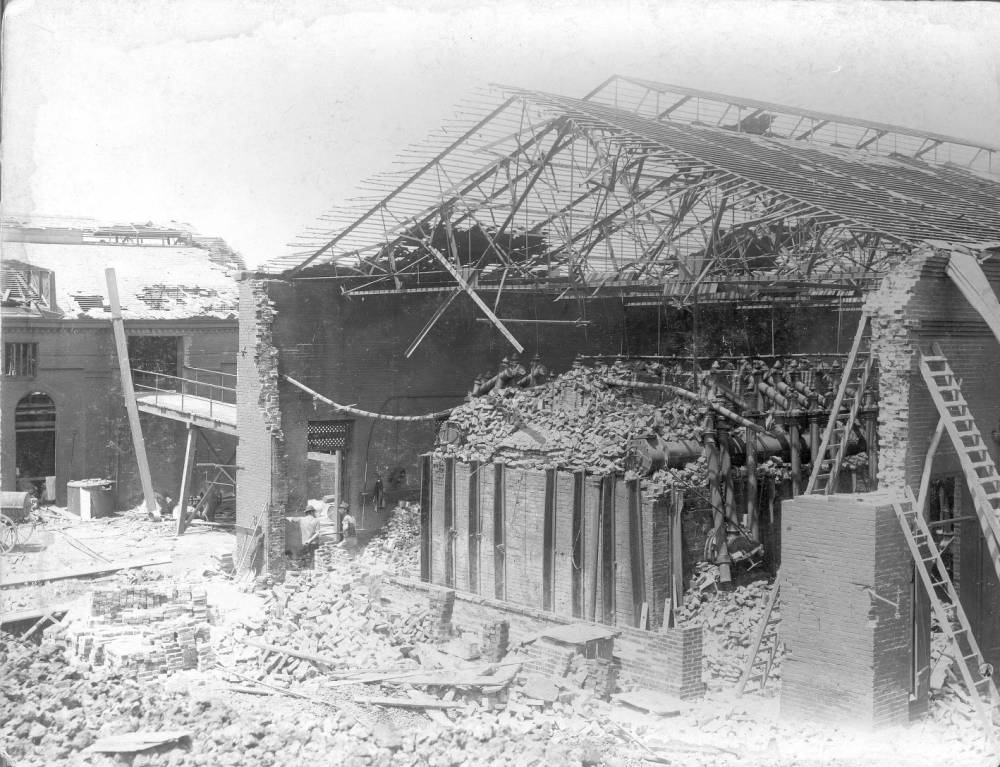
[289,95,522,274]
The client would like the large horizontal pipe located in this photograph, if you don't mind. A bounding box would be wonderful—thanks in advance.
[604,378,770,434]
[625,430,865,476]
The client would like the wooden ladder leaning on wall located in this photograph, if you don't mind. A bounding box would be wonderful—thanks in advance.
[893,490,1000,756]
[805,314,875,495]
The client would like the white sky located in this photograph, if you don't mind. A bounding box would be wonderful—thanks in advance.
[3,0,999,267]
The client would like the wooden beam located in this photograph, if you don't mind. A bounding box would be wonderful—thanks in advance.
[947,251,1000,347]
[0,554,172,588]
[105,269,159,520]
[405,289,462,358]
[176,425,197,537]
[917,419,945,515]
[423,241,524,353]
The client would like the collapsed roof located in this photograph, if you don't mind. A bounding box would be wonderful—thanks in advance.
[272,76,999,313]
[1,241,240,320]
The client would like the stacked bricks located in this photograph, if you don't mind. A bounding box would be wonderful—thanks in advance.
[48,581,214,681]
[780,493,914,728]
[521,624,618,699]
[480,619,510,662]
[426,584,456,640]
[522,638,577,678]
[864,248,927,493]
[613,624,706,699]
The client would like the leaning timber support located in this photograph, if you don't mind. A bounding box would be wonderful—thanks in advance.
[105,269,159,520]
[176,424,197,536]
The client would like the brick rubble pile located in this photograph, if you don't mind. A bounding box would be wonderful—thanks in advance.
[678,579,781,687]
[435,360,706,482]
[217,564,435,685]
[355,501,422,577]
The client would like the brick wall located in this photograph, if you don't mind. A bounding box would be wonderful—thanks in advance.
[867,247,1000,676]
[780,493,914,728]
[2,319,235,506]
[426,459,686,630]
[388,576,705,699]
[247,275,851,537]
[235,278,286,576]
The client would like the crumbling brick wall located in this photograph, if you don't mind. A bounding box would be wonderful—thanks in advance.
[867,244,1000,683]
[235,277,287,577]
[390,577,705,699]
[780,493,914,728]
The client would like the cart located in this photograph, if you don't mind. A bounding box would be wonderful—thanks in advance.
[0,491,40,554]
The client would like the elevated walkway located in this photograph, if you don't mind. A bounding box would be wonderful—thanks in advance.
[133,369,237,436]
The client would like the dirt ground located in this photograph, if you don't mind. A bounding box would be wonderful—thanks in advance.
[1,505,234,616]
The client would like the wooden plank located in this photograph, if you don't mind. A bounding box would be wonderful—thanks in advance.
[917,419,945,515]
[444,458,456,588]
[355,696,460,710]
[453,461,470,593]
[240,637,340,667]
[493,464,506,601]
[424,242,524,353]
[627,479,646,626]
[467,461,480,595]
[542,469,556,612]
[89,730,191,753]
[105,268,158,519]
[420,455,431,582]
[176,424,197,537]
[947,251,1000,346]
[406,688,452,725]
[0,603,71,625]
[0,555,172,588]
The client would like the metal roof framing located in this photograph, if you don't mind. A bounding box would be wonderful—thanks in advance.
[274,79,999,317]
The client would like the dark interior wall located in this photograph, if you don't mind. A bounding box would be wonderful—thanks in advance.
[262,276,854,525]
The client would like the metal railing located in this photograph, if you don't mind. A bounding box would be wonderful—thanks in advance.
[132,368,236,421]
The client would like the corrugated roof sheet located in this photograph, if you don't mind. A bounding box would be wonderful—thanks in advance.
[1,241,239,320]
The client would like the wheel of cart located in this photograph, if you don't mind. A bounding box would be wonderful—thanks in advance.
[0,514,18,553]
[0,491,39,553]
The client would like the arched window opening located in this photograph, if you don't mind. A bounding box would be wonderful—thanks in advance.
[15,392,56,495]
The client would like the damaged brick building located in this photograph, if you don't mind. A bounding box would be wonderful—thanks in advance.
[1,219,242,508]
[236,78,1000,730]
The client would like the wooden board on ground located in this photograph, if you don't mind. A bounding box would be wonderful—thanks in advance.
[88,730,191,753]
[0,555,173,588]
[406,688,453,725]
[611,689,686,717]
[354,695,460,710]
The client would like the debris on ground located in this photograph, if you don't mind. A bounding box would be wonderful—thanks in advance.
[677,578,780,686]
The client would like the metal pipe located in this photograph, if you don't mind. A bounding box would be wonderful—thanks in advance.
[603,378,770,434]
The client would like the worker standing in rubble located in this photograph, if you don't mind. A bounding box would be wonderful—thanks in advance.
[302,503,321,560]
[339,502,358,550]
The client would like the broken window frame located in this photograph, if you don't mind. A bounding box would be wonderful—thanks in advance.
[3,342,39,378]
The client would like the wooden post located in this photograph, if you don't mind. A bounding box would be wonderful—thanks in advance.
[703,415,731,585]
[175,424,196,536]
[669,487,684,628]
[808,397,821,466]
[334,449,342,514]
[105,269,158,520]
[789,416,802,496]
[745,423,759,540]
